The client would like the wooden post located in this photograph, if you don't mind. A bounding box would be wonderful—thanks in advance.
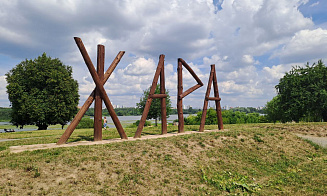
[94,45,104,141]
[160,56,167,135]
[199,64,223,132]
[177,58,203,133]
[177,60,184,133]
[56,41,125,145]
[212,65,223,130]
[134,55,167,138]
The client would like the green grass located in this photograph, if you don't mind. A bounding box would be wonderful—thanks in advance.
[0,123,326,195]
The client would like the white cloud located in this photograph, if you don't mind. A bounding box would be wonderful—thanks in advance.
[124,57,156,76]
[310,1,319,7]
[0,0,324,108]
[0,75,8,106]
[272,28,327,63]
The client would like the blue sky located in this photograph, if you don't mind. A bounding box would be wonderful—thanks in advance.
[0,0,327,109]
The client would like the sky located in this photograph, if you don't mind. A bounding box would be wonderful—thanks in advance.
[0,0,327,109]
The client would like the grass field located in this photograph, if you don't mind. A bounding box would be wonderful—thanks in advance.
[0,123,326,195]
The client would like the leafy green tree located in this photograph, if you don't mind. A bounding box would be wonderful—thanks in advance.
[6,53,79,130]
[264,95,283,123]
[136,85,172,126]
[274,60,327,122]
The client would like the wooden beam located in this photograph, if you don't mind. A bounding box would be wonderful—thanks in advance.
[94,45,104,141]
[177,60,184,133]
[150,94,167,99]
[160,55,167,135]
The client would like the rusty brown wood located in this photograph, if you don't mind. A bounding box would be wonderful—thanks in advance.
[199,66,214,132]
[177,59,184,133]
[94,45,104,141]
[57,51,125,145]
[179,84,202,99]
[199,64,223,132]
[177,58,203,133]
[206,97,221,101]
[178,58,203,86]
[74,37,127,139]
[134,55,165,138]
[212,65,223,130]
[150,94,167,98]
[160,55,167,135]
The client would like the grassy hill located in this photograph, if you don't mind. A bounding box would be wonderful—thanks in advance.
[0,123,326,195]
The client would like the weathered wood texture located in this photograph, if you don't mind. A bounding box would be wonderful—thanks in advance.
[134,55,167,138]
[177,58,203,133]
[56,37,125,145]
[199,64,223,132]
[94,45,104,141]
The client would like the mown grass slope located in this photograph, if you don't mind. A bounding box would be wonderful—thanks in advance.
[0,123,326,195]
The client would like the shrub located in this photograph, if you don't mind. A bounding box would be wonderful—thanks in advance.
[133,120,152,127]
[76,117,94,129]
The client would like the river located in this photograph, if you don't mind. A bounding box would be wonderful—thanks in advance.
[0,114,191,132]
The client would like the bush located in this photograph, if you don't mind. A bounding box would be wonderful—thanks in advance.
[76,117,94,129]
[133,120,152,127]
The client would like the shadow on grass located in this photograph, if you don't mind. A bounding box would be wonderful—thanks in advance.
[69,135,94,142]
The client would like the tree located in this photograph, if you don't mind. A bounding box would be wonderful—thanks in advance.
[136,85,172,126]
[6,53,79,130]
[264,95,283,123]
[272,60,327,122]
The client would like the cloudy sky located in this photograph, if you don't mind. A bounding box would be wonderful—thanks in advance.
[0,0,327,109]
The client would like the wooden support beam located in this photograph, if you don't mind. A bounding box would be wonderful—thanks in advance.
[212,65,223,130]
[150,94,167,99]
[94,45,104,141]
[206,97,221,101]
[160,57,167,135]
[56,46,125,145]
[177,60,184,133]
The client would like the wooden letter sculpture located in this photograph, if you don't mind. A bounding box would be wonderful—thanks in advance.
[199,64,223,132]
[57,37,127,145]
[177,58,203,133]
[134,55,167,138]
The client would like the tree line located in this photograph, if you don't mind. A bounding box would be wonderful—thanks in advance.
[183,108,267,125]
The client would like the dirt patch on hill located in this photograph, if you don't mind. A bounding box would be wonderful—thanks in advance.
[9,129,224,153]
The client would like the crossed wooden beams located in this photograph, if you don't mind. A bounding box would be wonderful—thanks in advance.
[57,37,224,145]
[57,37,127,145]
